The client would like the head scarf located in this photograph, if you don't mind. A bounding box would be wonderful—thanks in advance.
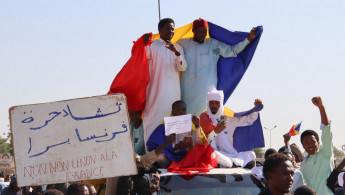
[193,18,208,29]
[207,85,224,122]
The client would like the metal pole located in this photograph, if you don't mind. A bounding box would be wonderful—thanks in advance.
[264,125,277,148]
[158,0,161,21]
[270,130,272,148]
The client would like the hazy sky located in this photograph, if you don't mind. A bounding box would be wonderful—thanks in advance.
[1,0,344,152]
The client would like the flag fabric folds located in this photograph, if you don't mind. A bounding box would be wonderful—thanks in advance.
[107,33,152,111]
[233,104,265,152]
[167,143,218,175]
[208,22,263,104]
[289,122,302,136]
[109,21,262,111]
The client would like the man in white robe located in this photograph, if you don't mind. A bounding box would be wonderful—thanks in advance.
[200,86,263,168]
[179,19,257,116]
[142,18,187,143]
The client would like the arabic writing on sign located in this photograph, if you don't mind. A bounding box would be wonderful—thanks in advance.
[21,102,122,130]
[20,102,128,158]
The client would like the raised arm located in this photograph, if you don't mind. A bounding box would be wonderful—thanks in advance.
[312,96,329,126]
[283,133,291,151]
[312,96,332,157]
[216,28,257,58]
[229,99,263,128]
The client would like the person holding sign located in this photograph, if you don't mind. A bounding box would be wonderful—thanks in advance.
[146,101,206,168]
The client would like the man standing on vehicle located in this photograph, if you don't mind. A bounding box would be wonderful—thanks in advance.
[199,86,263,168]
[142,18,187,144]
[178,18,257,116]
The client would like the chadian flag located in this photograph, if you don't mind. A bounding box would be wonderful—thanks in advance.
[289,122,302,136]
[108,21,262,110]
[153,22,263,104]
[167,143,218,175]
[233,104,265,152]
[107,33,152,111]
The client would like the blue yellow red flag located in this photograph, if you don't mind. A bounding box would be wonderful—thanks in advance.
[289,122,302,136]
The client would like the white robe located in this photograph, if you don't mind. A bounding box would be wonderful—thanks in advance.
[142,39,187,144]
[178,38,249,116]
[208,112,258,167]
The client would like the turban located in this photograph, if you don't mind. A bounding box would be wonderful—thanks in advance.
[207,85,224,103]
[207,85,224,120]
[193,19,208,29]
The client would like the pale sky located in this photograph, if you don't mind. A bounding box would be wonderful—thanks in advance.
[1,0,344,152]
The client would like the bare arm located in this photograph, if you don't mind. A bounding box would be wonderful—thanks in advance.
[312,96,329,126]
[283,133,291,150]
[154,134,176,155]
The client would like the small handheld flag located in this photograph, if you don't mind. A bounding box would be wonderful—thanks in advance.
[289,122,302,136]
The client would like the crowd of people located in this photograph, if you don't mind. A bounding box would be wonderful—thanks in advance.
[109,17,345,194]
[0,176,98,195]
[5,17,344,195]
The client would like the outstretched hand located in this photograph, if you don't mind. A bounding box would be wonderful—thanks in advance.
[247,28,257,42]
[254,99,263,106]
[143,33,152,45]
[283,133,291,144]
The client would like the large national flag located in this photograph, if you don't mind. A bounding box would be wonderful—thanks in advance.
[289,122,302,136]
[167,143,218,175]
[208,23,263,103]
[107,33,152,111]
[108,21,262,110]
[233,104,265,152]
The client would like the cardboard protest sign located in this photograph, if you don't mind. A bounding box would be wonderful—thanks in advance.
[9,94,137,186]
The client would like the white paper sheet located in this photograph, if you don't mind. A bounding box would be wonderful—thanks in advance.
[164,114,192,136]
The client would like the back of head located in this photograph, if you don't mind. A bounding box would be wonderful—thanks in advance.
[66,183,86,195]
[158,18,174,30]
[43,190,64,195]
[294,185,316,195]
[263,153,290,180]
[264,148,277,160]
[278,144,303,163]
[46,183,68,194]
[280,151,295,162]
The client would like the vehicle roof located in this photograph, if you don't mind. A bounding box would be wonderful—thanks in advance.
[159,167,252,177]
